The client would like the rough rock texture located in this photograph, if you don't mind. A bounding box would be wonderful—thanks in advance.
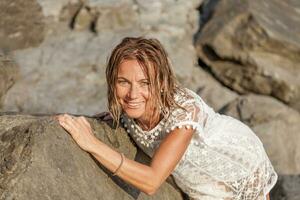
[195,0,300,111]
[1,0,300,199]
[0,114,183,200]
[0,0,45,51]
[1,0,204,115]
[0,55,19,108]
[182,65,238,111]
[270,175,300,200]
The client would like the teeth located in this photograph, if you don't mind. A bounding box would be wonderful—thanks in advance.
[127,102,141,107]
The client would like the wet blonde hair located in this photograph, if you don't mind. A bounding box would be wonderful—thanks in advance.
[106,37,183,128]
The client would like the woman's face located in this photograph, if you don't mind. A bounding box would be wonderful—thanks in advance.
[116,59,150,121]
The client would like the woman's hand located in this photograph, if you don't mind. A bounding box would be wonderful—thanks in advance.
[56,114,98,152]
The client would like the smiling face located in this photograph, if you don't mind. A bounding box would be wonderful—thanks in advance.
[116,59,151,122]
[106,37,179,128]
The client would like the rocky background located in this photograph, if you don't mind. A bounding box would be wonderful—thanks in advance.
[0,0,299,199]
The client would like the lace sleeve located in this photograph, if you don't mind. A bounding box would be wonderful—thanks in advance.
[167,98,208,134]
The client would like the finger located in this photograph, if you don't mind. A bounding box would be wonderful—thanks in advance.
[79,116,91,127]
[64,114,77,123]
[54,114,64,121]
[61,115,79,130]
[58,119,72,132]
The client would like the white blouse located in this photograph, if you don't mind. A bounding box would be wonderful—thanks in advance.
[121,88,278,200]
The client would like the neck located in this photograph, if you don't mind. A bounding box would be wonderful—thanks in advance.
[136,112,161,131]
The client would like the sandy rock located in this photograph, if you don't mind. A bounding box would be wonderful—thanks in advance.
[0,114,183,200]
[0,0,45,51]
[0,55,19,109]
[1,0,204,116]
[2,31,141,115]
[72,6,95,31]
[270,175,300,200]
[195,0,300,111]
[181,66,238,112]
[37,0,73,19]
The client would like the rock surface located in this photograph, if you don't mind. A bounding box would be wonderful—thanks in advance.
[270,175,300,200]
[195,0,300,111]
[1,0,300,199]
[0,0,45,51]
[0,0,205,116]
[0,114,183,200]
[0,55,19,108]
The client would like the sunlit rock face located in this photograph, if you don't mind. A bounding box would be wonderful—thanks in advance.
[0,0,204,115]
[0,114,183,200]
[195,0,300,111]
[1,0,300,199]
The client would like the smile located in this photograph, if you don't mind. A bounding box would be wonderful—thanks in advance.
[126,101,144,108]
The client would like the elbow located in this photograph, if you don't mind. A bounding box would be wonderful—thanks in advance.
[142,169,163,196]
[143,179,161,196]
[144,186,159,196]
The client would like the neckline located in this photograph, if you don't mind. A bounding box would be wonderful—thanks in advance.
[125,113,166,134]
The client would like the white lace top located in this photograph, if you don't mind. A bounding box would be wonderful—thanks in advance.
[121,88,278,200]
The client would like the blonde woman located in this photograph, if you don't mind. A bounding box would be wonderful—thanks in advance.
[57,37,277,200]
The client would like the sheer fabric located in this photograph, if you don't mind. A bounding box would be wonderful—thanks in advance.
[121,88,277,200]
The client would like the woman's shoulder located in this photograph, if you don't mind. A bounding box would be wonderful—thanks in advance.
[173,87,199,105]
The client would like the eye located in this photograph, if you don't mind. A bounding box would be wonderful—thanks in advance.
[140,81,150,87]
[117,80,129,86]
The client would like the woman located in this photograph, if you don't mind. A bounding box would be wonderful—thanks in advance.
[57,37,277,199]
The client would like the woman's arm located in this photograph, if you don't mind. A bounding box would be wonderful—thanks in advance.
[57,114,194,195]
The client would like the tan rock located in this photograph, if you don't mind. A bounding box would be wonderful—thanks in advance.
[0,55,19,109]
[195,0,300,111]
[0,0,45,51]
[0,114,183,199]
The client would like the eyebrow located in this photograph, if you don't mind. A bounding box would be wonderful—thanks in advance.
[117,77,149,82]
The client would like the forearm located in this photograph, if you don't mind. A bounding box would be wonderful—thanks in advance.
[87,139,159,194]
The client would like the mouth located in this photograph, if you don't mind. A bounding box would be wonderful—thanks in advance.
[125,101,144,108]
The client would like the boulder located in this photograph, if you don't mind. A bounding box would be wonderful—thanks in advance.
[195,0,300,111]
[0,114,183,200]
[181,65,238,112]
[0,55,19,109]
[270,175,300,200]
[1,0,204,116]
[0,0,45,51]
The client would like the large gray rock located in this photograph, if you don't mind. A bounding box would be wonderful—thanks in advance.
[0,114,183,200]
[0,0,45,51]
[195,0,300,111]
[182,66,238,112]
[270,175,300,200]
[0,55,19,108]
[1,0,204,116]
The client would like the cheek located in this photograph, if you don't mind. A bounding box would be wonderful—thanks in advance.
[116,86,127,99]
[141,90,150,102]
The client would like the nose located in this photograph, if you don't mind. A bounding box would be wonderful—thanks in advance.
[128,84,139,99]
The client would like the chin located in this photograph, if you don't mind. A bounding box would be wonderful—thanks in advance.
[124,109,145,119]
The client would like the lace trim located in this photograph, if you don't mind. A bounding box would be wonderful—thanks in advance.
[121,115,199,148]
[169,121,204,133]
[121,115,165,148]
